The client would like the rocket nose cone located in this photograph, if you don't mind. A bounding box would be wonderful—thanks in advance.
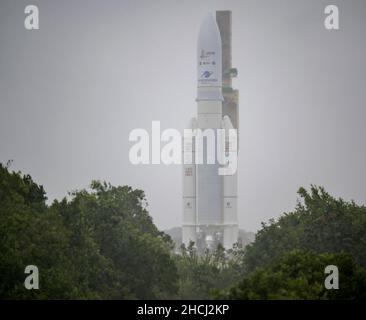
[197,12,222,95]
[198,13,221,48]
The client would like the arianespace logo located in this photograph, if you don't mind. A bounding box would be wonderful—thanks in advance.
[201,71,213,78]
[200,50,215,59]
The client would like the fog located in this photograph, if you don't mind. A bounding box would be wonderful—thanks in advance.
[1,0,365,232]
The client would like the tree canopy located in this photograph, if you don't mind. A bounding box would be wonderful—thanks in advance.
[1,163,365,299]
[217,250,366,300]
[216,186,366,299]
[0,163,177,299]
[243,186,366,273]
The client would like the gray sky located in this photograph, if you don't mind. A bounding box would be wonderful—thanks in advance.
[1,0,365,232]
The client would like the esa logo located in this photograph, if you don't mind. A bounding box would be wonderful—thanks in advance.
[201,71,213,78]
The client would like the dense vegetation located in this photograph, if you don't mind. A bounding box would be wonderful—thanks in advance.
[217,250,366,299]
[216,186,366,299]
[1,163,366,299]
[0,163,177,299]
[242,186,366,273]
[175,243,245,299]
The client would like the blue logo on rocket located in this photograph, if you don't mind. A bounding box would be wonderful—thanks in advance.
[201,71,213,78]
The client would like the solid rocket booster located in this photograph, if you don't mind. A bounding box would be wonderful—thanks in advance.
[182,13,238,251]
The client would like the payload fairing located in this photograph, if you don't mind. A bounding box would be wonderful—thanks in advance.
[182,11,239,251]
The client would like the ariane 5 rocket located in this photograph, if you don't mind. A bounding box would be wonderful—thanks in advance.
[182,12,239,251]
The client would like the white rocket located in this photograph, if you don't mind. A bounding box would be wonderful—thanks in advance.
[182,13,239,251]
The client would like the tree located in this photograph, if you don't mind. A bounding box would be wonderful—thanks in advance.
[0,164,178,299]
[0,163,75,299]
[50,180,179,299]
[217,250,366,300]
[174,243,245,299]
[243,186,366,273]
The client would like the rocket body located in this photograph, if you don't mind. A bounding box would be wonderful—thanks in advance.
[182,13,239,251]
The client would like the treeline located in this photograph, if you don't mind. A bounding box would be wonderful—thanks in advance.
[0,163,176,299]
[217,186,366,299]
[1,163,366,299]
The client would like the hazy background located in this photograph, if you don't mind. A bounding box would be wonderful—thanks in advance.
[0,0,365,232]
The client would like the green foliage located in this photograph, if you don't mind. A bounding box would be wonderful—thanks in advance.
[0,164,177,299]
[0,163,74,299]
[213,185,366,300]
[217,250,366,300]
[243,186,366,273]
[174,243,245,299]
[1,163,365,300]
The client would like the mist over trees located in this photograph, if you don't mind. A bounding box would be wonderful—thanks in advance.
[1,163,366,299]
